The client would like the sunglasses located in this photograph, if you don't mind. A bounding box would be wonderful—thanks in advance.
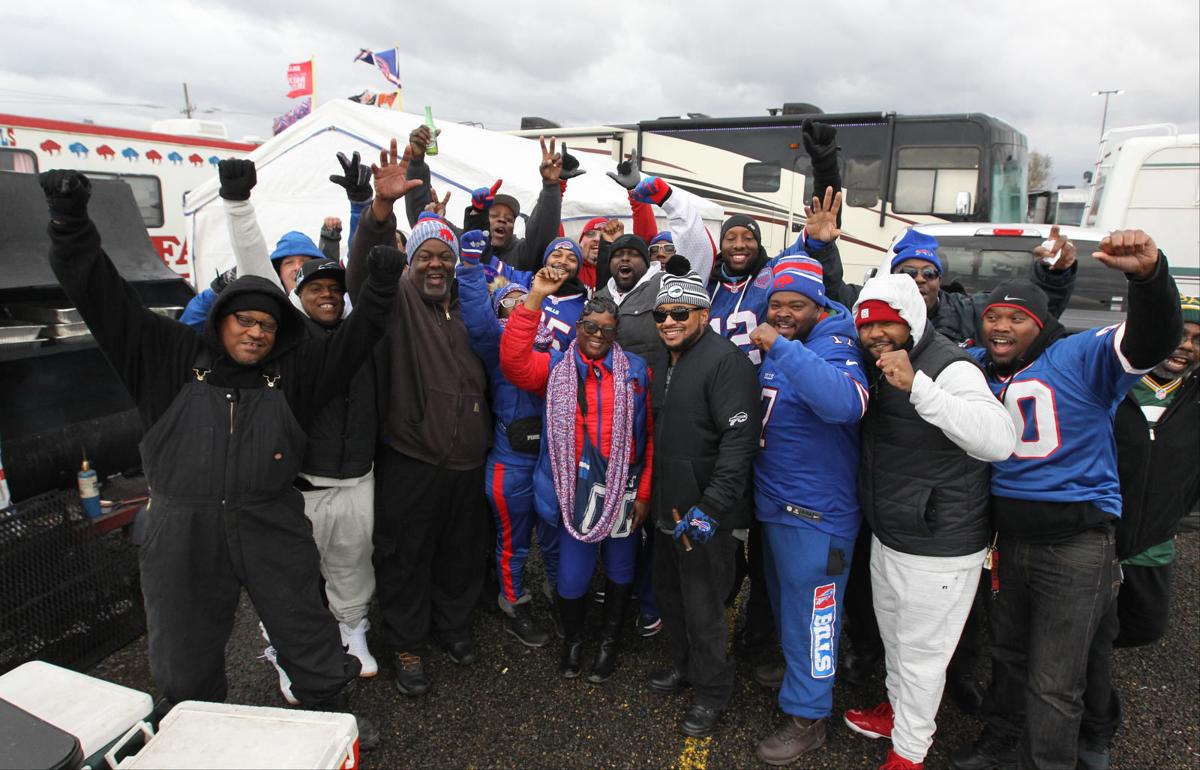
[577,319,618,340]
[896,266,941,281]
[652,307,699,324]
[233,312,279,334]
[649,244,676,256]
[498,295,526,309]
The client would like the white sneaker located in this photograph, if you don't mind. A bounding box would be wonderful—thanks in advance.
[261,645,299,705]
[339,618,378,678]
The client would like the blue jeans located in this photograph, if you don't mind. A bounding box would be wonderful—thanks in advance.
[984,527,1119,769]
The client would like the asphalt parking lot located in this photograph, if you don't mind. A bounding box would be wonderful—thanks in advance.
[92,531,1199,769]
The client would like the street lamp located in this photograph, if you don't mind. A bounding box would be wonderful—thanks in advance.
[1092,89,1124,140]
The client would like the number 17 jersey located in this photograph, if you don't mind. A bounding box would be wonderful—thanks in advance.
[972,323,1148,517]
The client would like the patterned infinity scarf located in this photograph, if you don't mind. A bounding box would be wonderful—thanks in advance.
[546,339,634,543]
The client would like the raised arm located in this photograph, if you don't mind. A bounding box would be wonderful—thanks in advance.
[1097,230,1182,370]
[346,138,423,301]
[643,180,716,284]
[456,230,503,367]
[498,267,565,394]
[509,137,564,271]
[402,126,436,228]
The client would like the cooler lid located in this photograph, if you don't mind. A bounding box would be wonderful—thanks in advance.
[0,697,84,770]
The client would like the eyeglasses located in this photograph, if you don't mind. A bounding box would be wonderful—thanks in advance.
[577,319,618,340]
[896,266,941,281]
[649,244,676,256]
[233,313,279,334]
[498,295,525,309]
[652,307,699,324]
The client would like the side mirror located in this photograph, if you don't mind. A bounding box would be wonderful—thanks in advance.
[955,191,972,216]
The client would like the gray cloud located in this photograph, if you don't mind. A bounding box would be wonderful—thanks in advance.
[3,0,1196,185]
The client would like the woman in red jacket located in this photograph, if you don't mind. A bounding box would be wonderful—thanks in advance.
[501,266,654,684]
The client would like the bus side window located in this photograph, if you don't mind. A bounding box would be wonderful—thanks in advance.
[893,147,980,215]
[743,162,781,193]
[88,172,165,228]
[845,155,882,208]
[0,147,38,174]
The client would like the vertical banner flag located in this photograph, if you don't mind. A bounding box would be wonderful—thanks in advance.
[353,47,402,87]
[273,98,311,135]
[286,60,314,98]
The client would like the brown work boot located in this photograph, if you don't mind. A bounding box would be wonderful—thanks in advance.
[756,715,827,766]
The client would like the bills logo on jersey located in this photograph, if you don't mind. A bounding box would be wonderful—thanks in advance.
[810,583,837,679]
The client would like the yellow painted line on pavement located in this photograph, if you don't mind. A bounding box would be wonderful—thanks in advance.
[676,735,713,770]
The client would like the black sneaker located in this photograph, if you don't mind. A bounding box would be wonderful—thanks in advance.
[949,729,1018,770]
[393,652,430,697]
[505,603,551,648]
[444,638,477,666]
[635,612,663,638]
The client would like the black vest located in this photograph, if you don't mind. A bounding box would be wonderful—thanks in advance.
[858,323,991,557]
[299,317,377,479]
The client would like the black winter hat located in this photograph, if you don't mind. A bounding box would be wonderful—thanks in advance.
[720,214,762,243]
[984,280,1050,329]
[608,234,650,266]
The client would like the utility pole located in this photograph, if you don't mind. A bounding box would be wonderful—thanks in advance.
[182,82,196,119]
[1092,89,1123,141]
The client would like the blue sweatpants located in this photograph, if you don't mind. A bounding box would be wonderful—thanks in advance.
[761,520,856,719]
[557,530,639,600]
[485,455,559,603]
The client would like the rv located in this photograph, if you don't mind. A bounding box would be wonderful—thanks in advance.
[1085,124,1199,293]
[0,113,257,285]
[511,110,1028,284]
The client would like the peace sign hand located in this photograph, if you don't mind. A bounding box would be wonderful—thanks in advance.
[539,136,563,184]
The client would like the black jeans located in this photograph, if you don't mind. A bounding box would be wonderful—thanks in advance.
[983,527,1119,769]
[373,446,487,655]
[653,529,738,709]
[1080,591,1122,746]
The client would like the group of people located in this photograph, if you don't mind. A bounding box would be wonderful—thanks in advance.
[37,116,1196,769]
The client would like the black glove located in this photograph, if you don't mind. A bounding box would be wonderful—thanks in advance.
[320,223,342,242]
[367,244,407,284]
[606,149,641,190]
[801,120,839,171]
[218,159,257,201]
[210,266,237,293]
[39,170,92,225]
[329,151,373,203]
[560,144,586,180]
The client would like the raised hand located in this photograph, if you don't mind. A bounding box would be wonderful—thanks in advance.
[323,216,343,232]
[876,349,915,392]
[529,265,567,303]
[607,149,641,190]
[329,151,373,202]
[472,179,503,211]
[39,169,92,224]
[218,158,257,201]
[749,322,780,353]
[539,136,563,185]
[801,120,839,165]
[1093,229,1159,280]
[367,244,407,283]
[632,176,672,206]
[370,138,424,204]
[803,187,843,243]
[424,186,452,217]
[459,229,488,265]
[600,218,625,244]
[1034,224,1077,272]
[560,144,586,180]
[408,125,440,161]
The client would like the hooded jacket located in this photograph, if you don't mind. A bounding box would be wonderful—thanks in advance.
[47,219,397,435]
[855,275,1015,557]
[346,206,491,471]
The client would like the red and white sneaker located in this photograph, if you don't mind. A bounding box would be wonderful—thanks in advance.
[843,701,894,739]
[879,747,922,770]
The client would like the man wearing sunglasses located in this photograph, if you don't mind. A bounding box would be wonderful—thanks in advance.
[646,270,761,738]
[40,170,404,748]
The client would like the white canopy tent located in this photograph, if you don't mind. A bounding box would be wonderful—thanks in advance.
[183,100,724,286]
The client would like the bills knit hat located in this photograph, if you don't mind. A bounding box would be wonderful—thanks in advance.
[769,255,825,306]
[656,270,710,309]
[984,279,1050,329]
[543,237,583,265]
[408,217,460,260]
[581,217,608,236]
[889,229,943,272]
[493,282,528,316]
[649,231,673,246]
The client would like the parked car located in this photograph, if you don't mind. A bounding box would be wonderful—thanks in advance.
[910,223,1127,333]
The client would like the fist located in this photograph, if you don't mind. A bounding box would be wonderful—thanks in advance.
[408,125,438,156]
[218,158,257,201]
[39,169,92,223]
[472,180,502,211]
[460,229,488,264]
[367,244,407,282]
[632,176,671,206]
[323,217,343,231]
[530,265,567,298]
[1093,229,1159,280]
[749,322,780,353]
[600,218,625,243]
[876,349,915,392]
[802,120,838,163]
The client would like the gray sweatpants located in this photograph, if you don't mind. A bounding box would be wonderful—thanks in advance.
[301,470,376,625]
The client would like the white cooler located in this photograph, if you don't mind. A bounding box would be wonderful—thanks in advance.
[115,701,360,770]
[0,661,154,769]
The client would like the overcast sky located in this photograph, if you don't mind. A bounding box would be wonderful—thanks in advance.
[3,0,1197,186]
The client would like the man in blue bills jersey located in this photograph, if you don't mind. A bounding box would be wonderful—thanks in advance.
[951,229,1182,770]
